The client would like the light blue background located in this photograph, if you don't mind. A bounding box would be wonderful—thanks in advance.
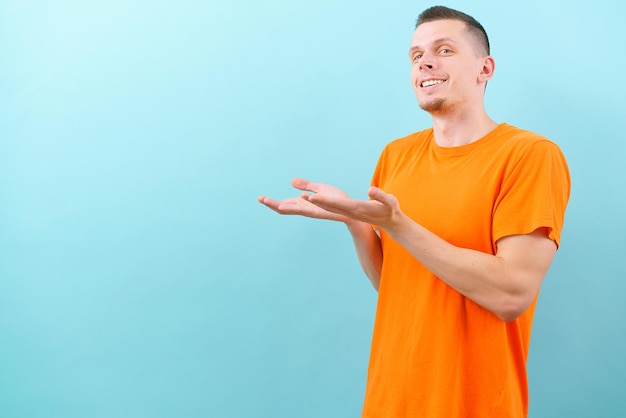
[1,1,624,417]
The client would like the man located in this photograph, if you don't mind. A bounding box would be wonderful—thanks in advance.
[258,6,570,417]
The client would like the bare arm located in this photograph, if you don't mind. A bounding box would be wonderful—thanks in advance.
[305,186,557,321]
[387,212,555,321]
[258,178,383,289]
[346,221,383,290]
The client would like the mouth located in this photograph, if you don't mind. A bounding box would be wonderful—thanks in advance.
[420,78,446,88]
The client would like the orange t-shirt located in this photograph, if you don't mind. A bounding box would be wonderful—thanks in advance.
[362,123,570,418]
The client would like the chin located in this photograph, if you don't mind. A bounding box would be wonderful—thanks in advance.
[419,98,447,113]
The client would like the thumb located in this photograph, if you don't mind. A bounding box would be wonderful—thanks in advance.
[292,178,315,192]
[368,186,398,206]
[368,186,387,201]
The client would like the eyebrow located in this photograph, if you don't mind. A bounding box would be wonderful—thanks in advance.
[409,37,457,55]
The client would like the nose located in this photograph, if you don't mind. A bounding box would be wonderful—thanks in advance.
[418,52,435,70]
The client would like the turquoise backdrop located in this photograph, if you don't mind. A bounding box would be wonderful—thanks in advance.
[1,0,624,417]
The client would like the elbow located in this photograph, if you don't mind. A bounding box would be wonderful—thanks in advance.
[492,294,534,322]
[495,309,524,323]
[489,274,542,322]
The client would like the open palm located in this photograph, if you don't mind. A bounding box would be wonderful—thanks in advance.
[258,178,351,222]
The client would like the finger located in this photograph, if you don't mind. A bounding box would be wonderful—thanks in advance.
[368,186,395,206]
[307,196,381,225]
[263,195,348,221]
[305,193,358,216]
[291,177,320,194]
[258,195,273,205]
[258,196,285,213]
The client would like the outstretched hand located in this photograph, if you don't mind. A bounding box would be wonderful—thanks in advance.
[259,179,402,230]
[258,178,352,223]
[304,185,401,230]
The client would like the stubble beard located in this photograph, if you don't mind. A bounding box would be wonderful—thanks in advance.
[419,97,448,114]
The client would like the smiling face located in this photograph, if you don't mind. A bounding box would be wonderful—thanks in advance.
[409,19,494,115]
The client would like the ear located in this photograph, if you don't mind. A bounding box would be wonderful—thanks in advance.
[478,56,495,83]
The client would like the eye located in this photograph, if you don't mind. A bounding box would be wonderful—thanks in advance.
[438,48,453,55]
[412,53,423,62]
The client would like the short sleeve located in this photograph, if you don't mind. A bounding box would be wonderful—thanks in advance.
[492,140,571,247]
[371,146,387,190]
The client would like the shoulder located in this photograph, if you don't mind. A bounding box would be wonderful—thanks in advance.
[494,124,570,186]
[491,124,567,164]
[373,129,433,178]
[382,128,433,155]
[496,124,562,151]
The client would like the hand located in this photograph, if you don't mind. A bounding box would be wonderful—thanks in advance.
[304,186,402,231]
[258,178,352,223]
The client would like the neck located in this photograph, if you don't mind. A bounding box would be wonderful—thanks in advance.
[430,107,498,147]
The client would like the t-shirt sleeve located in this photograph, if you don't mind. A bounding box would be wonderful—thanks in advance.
[371,146,387,190]
[492,140,571,248]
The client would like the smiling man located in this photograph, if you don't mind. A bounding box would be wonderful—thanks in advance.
[259,6,570,417]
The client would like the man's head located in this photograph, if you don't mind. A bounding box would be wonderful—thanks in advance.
[416,6,490,57]
[409,6,494,115]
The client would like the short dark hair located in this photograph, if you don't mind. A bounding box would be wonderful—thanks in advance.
[415,6,490,56]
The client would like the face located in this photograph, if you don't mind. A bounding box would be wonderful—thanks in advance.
[409,19,493,115]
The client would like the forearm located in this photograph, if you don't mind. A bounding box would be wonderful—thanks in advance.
[385,212,553,321]
[346,221,383,291]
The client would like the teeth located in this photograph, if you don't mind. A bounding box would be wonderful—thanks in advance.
[422,79,444,87]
